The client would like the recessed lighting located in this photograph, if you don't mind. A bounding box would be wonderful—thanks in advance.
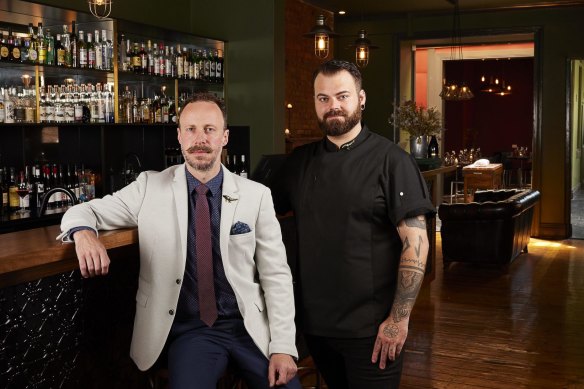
[338,10,346,15]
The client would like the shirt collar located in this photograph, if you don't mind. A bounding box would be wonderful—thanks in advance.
[186,167,223,197]
[324,124,369,152]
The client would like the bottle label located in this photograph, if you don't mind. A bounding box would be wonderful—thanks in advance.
[65,106,75,122]
[12,47,21,60]
[29,49,38,62]
[132,56,141,68]
[75,105,83,121]
[2,193,7,206]
[0,47,8,58]
[79,49,87,66]
[4,101,15,123]
[45,105,55,122]
[57,49,65,65]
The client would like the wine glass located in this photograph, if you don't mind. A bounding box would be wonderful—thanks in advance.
[15,173,29,216]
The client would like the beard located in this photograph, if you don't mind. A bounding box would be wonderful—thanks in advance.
[318,106,362,137]
[182,145,219,172]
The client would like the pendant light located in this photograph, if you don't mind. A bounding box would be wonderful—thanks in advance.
[304,14,338,59]
[88,0,112,19]
[439,0,473,101]
[352,29,378,68]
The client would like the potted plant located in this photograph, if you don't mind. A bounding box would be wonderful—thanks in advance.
[389,100,442,159]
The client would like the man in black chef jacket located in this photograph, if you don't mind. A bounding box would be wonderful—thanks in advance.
[272,59,435,388]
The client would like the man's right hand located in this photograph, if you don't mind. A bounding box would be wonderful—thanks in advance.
[73,229,110,278]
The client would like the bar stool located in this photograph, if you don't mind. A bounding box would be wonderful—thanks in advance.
[449,180,464,203]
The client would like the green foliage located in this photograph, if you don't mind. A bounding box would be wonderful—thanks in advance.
[389,100,442,137]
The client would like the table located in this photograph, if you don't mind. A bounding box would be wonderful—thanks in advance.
[506,155,531,187]
[462,163,503,202]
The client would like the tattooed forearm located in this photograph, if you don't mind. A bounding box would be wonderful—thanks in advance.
[390,270,424,324]
[414,235,423,257]
[404,215,426,229]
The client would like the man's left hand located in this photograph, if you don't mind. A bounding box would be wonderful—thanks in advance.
[371,318,409,369]
[268,353,298,387]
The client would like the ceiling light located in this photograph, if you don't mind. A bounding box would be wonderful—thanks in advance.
[304,14,338,59]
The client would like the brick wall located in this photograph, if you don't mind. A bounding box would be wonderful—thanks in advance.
[285,0,334,151]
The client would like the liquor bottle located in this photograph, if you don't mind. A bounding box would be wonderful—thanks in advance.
[0,168,8,215]
[202,49,210,81]
[94,30,102,70]
[27,23,38,64]
[86,32,95,69]
[55,34,66,66]
[210,50,217,83]
[131,42,141,73]
[14,86,26,123]
[125,38,132,71]
[24,165,32,210]
[119,33,127,71]
[37,23,46,64]
[78,30,87,68]
[85,32,96,69]
[70,21,78,67]
[165,45,172,77]
[45,28,55,65]
[158,43,165,76]
[427,135,439,158]
[33,165,44,210]
[101,30,112,70]
[152,42,160,76]
[0,31,9,61]
[104,84,114,123]
[147,40,154,75]
[176,44,183,78]
[216,49,224,83]
[9,28,20,62]
[61,25,71,67]
[20,35,30,63]
[4,88,15,123]
[239,155,248,178]
[188,48,195,79]
[8,167,19,212]
[55,85,65,123]
[46,85,56,123]
[73,85,83,123]
[139,42,148,74]
[64,85,74,123]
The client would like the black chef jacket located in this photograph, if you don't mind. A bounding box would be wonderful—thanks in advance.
[272,125,435,338]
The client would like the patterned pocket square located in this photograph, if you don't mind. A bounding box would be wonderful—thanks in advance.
[230,221,251,235]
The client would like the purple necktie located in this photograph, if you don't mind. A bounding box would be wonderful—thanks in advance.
[195,184,217,326]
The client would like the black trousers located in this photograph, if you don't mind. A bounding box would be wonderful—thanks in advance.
[305,334,404,389]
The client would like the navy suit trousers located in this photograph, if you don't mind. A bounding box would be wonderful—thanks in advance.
[167,318,301,389]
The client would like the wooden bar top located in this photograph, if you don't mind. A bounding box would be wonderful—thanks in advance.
[0,225,138,287]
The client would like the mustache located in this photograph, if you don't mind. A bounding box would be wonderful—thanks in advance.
[186,146,213,153]
[324,109,347,120]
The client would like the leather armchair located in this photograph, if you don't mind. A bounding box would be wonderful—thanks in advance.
[438,189,540,267]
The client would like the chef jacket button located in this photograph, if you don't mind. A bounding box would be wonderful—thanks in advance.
[176,279,181,284]
[169,309,174,315]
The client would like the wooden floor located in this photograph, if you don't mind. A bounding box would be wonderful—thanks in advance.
[299,236,584,389]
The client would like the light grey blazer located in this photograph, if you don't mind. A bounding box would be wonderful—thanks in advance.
[60,164,298,371]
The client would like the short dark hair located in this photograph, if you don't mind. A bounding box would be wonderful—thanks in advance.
[312,60,363,91]
[177,92,227,129]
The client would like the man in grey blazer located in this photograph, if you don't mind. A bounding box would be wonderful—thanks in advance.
[59,93,301,388]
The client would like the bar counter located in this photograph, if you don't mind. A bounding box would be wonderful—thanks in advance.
[0,225,138,288]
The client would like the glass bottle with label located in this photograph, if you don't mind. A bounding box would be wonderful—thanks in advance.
[27,23,38,64]
[37,23,46,64]
[86,32,95,69]
[45,28,54,65]
[0,31,10,61]
[94,30,102,70]
[78,30,87,68]
[56,34,66,66]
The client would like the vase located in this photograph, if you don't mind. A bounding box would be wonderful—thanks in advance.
[409,135,429,159]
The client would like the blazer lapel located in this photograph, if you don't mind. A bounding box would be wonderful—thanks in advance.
[171,165,189,261]
[220,166,240,260]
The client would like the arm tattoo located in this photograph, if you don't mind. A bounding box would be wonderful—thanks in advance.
[391,269,424,324]
[414,235,423,258]
[402,237,411,253]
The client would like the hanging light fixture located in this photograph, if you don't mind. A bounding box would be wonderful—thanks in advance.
[480,58,513,96]
[440,0,473,101]
[352,29,378,68]
[88,0,112,19]
[304,14,338,59]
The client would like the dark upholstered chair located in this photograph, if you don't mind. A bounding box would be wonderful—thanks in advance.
[438,189,540,267]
